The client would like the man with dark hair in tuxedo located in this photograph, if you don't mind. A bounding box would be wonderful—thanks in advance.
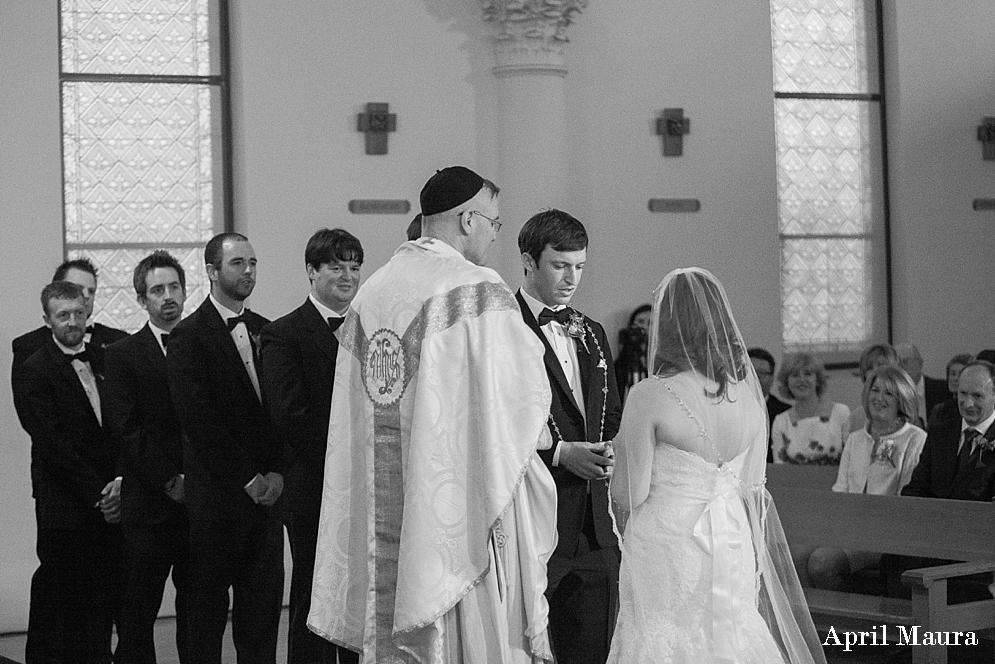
[12,258,127,421]
[260,228,364,664]
[14,280,123,664]
[103,250,190,663]
[167,232,285,664]
[516,209,622,664]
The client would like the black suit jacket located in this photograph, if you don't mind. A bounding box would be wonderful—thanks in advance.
[15,338,118,530]
[259,299,339,513]
[923,375,948,424]
[766,394,791,462]
[103,324,185,526]
[516,291,622,554]
[902,417,995,501]
[12,323,127,427]
[167,298,281,520]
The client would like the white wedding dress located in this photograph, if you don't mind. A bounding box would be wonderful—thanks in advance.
[607,374,790,664]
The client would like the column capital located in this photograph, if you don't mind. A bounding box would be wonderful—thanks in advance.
[478,0,589,77]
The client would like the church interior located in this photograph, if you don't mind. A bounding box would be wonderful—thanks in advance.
[1,1,993,659]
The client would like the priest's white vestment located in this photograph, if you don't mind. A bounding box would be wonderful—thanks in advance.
[308,238,558,664]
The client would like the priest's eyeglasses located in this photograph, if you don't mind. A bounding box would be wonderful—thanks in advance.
[469,210,502,232]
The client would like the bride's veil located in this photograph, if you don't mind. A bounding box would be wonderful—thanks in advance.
[609,268,826,664]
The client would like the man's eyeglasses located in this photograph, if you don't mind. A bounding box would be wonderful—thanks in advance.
[467,210,501,232]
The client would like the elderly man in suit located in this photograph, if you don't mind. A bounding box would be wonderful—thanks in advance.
[259,228,364,664]
[903,359,995,501]
[167,232,285,664]
[515,209,622,664]
[895,343,948,430]
[14,280,123,664]
[12,258,127,422]
[103,250,190,663]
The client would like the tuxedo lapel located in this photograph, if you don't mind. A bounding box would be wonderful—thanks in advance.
[136,323,166,363]
[516,290,583,418]
[200,299,258,399]
[48,341,102,428]
[300,299,338,363]
[575,319,605,440]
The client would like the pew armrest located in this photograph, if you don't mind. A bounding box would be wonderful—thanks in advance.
[901,562,995,590]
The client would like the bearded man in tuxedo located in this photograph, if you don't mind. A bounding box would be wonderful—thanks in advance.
[516,209,622,664]
[103,250,190,663]
[167,233,285,664]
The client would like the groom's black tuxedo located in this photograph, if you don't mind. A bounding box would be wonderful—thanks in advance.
[517,290,622,664]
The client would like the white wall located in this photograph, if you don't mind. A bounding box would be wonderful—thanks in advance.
[2,0,992,634]
[0,0,66,635]
[886,1,995,378]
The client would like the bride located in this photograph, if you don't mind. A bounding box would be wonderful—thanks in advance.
[607,268,825,664]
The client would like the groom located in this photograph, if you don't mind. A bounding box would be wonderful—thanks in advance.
[516,209,622,663]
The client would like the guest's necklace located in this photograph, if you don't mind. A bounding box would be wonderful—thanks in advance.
[869,419,903,439]
[546,316,610,444]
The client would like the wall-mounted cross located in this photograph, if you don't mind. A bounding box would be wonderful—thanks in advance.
[978,117,995,161]
[656,108,690,157]
[357,103,397,155]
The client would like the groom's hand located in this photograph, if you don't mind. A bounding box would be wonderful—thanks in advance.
[559,441,614,480]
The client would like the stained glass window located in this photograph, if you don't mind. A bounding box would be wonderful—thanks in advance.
[60,0,229,331]
[771,0,887,357]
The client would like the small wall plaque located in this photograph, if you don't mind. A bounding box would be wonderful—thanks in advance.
[649,198,701,213]
[972,198,995,211]
[348,199,411,215]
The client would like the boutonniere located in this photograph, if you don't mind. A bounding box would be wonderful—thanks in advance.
[565,310,589,353]
[249,331,261,349]
[872,439,898,467]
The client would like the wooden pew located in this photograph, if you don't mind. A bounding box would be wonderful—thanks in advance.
[767,465,995,664]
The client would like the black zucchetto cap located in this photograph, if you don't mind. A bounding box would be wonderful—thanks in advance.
[419,166,485,217]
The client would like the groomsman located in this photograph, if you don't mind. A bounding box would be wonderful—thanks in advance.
[15,280,122,664]
[103,251,190,663]
[260,228,364,664]
[167,233,285,664]
[515,210,622,664]
[12,258,127,422]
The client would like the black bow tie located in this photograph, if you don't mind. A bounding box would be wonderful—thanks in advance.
[327,317,345,332]
[538,307,574,327]
[227,313,249,332]
[67,348,91,364]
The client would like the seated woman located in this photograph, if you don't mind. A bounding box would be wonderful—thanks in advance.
[927,352,971,430]
[806,365,926,589]
[770,353,851,465]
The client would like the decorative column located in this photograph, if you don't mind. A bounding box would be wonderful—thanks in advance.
[478,1,589,269]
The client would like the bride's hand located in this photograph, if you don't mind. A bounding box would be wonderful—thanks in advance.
[558,440,614,481]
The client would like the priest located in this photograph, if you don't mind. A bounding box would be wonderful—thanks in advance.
[308,166,558,663]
